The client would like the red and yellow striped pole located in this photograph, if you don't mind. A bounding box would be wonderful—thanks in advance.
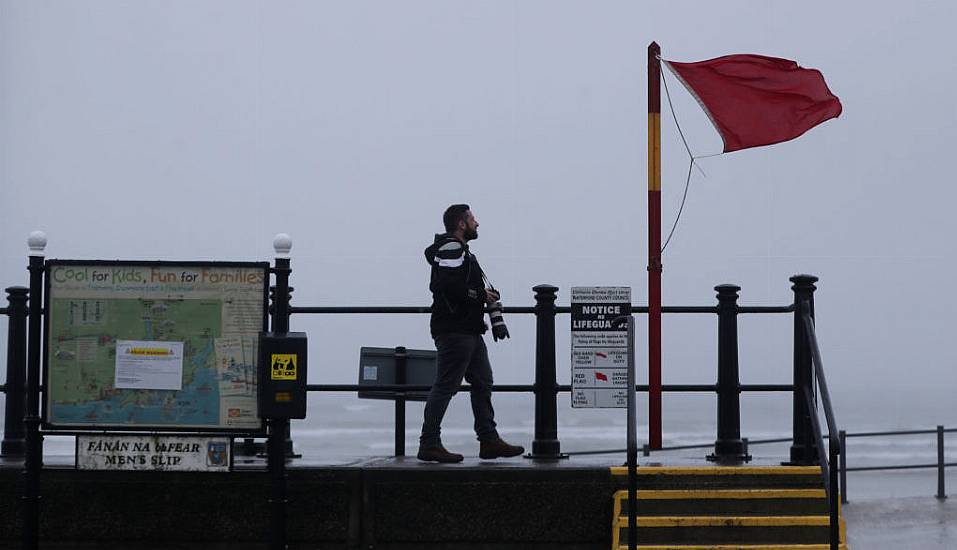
[647,42,663,450]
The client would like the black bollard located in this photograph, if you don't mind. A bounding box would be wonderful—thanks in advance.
[528,284,565,459]
[787,275,819,465]
[1,287,28,456]
[708,285,750,463]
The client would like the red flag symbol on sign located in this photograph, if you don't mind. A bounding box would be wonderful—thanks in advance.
[595,372,608,382]
[595,352,608,359]
[663,54,841,152]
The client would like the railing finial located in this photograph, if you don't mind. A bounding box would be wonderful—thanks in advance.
[27,231,47,255]
[273,233,292,257]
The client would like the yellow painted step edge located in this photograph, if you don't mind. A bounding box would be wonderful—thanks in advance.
[611,466,823,476]
[616,515,832,527]
[613,489,826,500]
[611,508,845,529]
[611,489,835,521]
[612,516,847,546]
[615,545,848,550]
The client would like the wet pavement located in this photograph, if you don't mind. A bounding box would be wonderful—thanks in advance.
[844,495,956,549]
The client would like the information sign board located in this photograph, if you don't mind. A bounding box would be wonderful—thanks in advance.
[571,286,631,408]
[44,261,268,432]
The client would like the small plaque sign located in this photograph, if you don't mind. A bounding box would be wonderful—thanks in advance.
[76,434,232,472]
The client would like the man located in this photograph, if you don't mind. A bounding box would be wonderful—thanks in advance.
[417,204,525,463]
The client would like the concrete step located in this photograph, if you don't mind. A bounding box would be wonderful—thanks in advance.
[610,466,824,490]
[612,516,846,547]
[613,489,829,517]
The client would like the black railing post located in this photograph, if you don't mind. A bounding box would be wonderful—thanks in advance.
[272,266,291,335]
[268,234,292,550]
[394,346,407,457]
[937,425,946,500]
[788,274,818,465]
[839,430,848,504]
[270,235,299,459]
[23,231,46,550]
[709,284,750,463]
[268,416,289,550]
[528,284,564,459]
[2,286,29,456]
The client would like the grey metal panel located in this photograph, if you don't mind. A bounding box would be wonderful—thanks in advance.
[358,347,437,401]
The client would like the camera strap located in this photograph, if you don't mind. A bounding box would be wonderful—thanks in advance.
[480,269,496,293]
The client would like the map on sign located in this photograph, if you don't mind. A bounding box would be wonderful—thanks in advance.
[44,262,268,431]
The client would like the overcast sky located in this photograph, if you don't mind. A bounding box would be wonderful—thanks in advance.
[2,1,956,430]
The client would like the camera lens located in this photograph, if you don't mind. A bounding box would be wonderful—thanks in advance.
[488,301,510,341]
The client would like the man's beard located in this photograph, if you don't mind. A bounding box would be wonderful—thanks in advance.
[464,227,478,241]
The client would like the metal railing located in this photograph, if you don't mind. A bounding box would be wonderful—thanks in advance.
[1,268,816,465]
[839,426,955,502]
[2,269,830,466]
[0,287,28,456]
[287,285,799,463]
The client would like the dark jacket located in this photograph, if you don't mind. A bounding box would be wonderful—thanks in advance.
[424,233,487,337]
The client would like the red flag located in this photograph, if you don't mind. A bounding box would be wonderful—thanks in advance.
[663,54,841,152]
[595,372,608,382]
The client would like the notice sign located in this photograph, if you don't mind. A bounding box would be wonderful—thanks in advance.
[77,434,231,472]
[571,287,631,408]
[114,340,184,390]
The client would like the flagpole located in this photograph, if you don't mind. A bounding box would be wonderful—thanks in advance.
[647,42,663,450]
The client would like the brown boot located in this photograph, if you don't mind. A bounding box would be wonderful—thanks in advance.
[417,444,464,463]
[479,438,525,459]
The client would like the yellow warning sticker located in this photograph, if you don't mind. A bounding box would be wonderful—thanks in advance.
[270,354,297,380]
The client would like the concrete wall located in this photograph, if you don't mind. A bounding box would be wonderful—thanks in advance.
[0,464,615,549]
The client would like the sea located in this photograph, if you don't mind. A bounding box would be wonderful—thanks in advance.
[9,388,954,502]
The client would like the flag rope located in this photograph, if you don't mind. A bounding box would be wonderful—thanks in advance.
[660,158,694,254]
[659,67,723,253]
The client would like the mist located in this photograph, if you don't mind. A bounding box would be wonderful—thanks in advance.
[2,1,955,436]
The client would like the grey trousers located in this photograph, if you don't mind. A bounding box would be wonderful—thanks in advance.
[419,333,499,447]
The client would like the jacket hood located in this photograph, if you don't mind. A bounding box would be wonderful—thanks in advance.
[424,233,464,266]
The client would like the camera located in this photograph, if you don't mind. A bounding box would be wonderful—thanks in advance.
[488,301,510,341]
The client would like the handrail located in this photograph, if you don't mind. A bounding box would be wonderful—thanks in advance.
[845,427,957,437]
[288,304,792,315]
[803,386,831,489]
[800,301,841,550]
[845,462,957,472]
[802,306,839,441]
[303,383,791,393]
[0,381,793,396]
